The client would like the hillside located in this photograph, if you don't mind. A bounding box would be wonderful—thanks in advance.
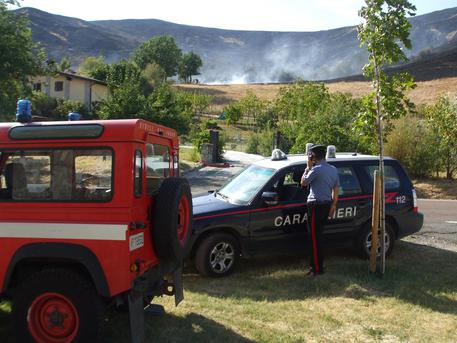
[15,6,457,83]
[177,77,457,114]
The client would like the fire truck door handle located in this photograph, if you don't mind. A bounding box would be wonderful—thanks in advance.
[130,222,146,229]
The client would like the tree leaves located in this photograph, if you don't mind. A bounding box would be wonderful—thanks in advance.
[356,0,416,155]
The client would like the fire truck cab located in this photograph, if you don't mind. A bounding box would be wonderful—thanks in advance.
[0,119,192,343]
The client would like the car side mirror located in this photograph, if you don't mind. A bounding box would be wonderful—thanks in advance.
[262,191,279,206]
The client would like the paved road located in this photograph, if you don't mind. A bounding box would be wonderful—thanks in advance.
[415,199,457,247]
[185,150,263,196]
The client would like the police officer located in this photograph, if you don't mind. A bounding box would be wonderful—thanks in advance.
[301,145,339,276]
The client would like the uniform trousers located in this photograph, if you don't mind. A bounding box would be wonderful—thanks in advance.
[306,202,331,274]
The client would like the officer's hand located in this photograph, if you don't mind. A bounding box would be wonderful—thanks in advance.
[307,158,313,169]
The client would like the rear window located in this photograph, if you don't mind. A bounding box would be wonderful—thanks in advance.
[0,148,113,202]
[146,143,170,194]
[365,165,401,190]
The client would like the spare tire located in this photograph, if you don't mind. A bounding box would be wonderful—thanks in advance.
[152,177,192,262]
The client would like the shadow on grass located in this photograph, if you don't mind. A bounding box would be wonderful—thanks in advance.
[185,241,457,315]
[104,311,255,343]
[0,304,254,343]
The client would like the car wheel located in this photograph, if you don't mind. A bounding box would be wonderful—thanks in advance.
[356,222,395,259]
[195,233,239,277]
[12,268,104,343]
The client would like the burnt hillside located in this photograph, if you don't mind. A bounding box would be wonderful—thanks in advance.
[16,6,457,83]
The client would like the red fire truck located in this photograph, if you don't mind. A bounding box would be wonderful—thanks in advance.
[0,119,192,342]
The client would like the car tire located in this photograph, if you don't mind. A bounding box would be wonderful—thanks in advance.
[152,177,193,262]
[12,268,104,343]
[195,233,239,277]
[355,222,395,259]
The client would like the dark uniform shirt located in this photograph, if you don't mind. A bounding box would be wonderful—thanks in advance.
[303,160,339,202]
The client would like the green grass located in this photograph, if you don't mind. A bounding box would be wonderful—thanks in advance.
[2,240,457,342]
[179,146,201,173]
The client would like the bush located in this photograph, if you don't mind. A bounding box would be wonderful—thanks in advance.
[246,129,274,156]
[424,95,457,179]
[55,99,89,120]
[190,121,225,161]
[224,102,242,125]
[385,115,437,178]
[31,91,58,117]
[272,82,362,154]
[31,92,88,120]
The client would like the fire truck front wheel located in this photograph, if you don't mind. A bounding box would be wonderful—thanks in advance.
[12,268,104,343]
[152,177,192,262]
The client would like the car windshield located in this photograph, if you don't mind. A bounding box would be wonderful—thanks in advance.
[218,165,275,204]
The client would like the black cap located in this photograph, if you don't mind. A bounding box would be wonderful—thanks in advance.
[309,144,326,159]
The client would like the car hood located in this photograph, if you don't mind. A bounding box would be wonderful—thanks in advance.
[193,193,241,217]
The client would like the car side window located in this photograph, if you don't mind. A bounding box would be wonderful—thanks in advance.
[278,168,307,202]
[365,165,400,190]
[0,148,113,202]
[337,167,362,196]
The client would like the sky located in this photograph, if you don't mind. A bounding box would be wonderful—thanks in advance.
[9,0,457,31]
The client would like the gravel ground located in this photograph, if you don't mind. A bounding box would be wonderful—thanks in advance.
[403,234,457,252]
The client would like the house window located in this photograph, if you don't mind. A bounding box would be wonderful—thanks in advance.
[33,82,42,91]
[54,81,63,92]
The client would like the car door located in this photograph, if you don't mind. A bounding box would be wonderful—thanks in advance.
[248,165,308,255]
[324,163,368,241]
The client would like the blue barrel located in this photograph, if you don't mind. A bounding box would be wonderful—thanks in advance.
[16,99,32,123]
[68,112,81,121]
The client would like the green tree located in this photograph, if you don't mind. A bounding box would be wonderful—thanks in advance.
[58,57,71,72]
[238,91,268,130]
[142,63,167,89]
[31,91,58,117]
[246,129,275,156]
[78,56,106,78]
[133,35,182,77]
[290,93,361,154]
[424,95,457,179]
[177,90,212,120]
[178,51,202,83]
[357,0,416,271]
[97,60,148,119]
[385,115,437,178]
[0,0,47,118]
[55,98,88,119]
[223,102,242,126]
[272,81,331,151]
[147,83,191,135]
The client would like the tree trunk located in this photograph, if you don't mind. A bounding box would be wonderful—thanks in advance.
[373,50,386,275]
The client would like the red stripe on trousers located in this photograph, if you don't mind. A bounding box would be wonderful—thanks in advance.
[311,207,320,274]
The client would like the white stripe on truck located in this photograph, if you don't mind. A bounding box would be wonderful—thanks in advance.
[0,222,128,241]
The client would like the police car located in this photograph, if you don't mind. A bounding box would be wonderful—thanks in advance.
[188,147,424,277]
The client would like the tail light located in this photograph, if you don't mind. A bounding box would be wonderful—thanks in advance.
[412,188,418,213]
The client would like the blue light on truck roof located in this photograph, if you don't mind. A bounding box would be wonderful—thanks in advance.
[68,112,81,121]
[16,99,32,123]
